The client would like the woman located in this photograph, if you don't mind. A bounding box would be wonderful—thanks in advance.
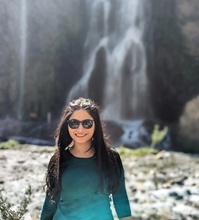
[40,97,132,220]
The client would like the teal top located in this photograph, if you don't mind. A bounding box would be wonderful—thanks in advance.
[40,151,131,220]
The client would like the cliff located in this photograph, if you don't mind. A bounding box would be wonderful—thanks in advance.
[176,0,199,56]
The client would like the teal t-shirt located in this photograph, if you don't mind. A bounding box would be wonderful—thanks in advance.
[40,151,131,220]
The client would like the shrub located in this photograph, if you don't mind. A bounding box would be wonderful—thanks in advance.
[117,146,159,157]
[0,186,31,220]
[0,139,20,150]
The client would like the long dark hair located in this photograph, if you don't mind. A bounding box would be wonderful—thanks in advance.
[45,97,123,200]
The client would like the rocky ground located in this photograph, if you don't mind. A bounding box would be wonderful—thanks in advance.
[123,151,199,220]
[0,145,199,220]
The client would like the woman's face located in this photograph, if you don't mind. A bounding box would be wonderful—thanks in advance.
[68,109,95,147]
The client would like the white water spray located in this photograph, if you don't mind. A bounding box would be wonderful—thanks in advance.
[68,0,151,121]
[17,0,27,119]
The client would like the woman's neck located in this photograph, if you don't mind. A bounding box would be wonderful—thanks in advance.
[70,143,95,158]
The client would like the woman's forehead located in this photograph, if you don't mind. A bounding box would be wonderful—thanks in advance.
[69,109,93,120]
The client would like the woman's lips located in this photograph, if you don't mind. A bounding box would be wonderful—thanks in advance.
[75,134,87,137]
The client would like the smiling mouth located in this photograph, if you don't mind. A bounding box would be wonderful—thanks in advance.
[75,134,87,137]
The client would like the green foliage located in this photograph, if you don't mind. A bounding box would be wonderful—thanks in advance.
[117,146,159,157]
[0,186,31,220]
[117,124,168,157]
[150,125,168,148]
[0,139,20,150]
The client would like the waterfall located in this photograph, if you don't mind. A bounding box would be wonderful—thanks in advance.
[67,0,152,121]
[17,0,27,120]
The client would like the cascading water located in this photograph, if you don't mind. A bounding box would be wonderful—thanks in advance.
[68,0,152,121]
[17,0,27,120]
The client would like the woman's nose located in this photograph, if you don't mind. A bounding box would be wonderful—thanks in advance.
[77,123,84,131]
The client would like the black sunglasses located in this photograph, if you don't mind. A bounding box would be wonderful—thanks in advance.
[67,119,94,129]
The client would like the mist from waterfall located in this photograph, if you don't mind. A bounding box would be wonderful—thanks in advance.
[17,0,27,120]
[67,0,152,121]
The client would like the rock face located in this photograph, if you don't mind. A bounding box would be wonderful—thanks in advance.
[179,95,199,140]
[176,0,199,56]
[0,0,86,119]
[0,146,199,220]
[0,0,199,124]
[174,0,199,146]
[147,0,199,123]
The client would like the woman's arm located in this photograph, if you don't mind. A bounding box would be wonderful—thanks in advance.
[111,150,132,219]
[112,175,132,219]
[40,194,58,220]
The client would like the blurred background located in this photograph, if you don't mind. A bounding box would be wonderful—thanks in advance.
[0,1,199,219]
[1,0,199,153]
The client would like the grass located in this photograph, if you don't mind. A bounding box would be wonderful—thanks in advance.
[0,139,21,150]
[1,139,160,158]
[117,146,159,157]
[0,139,56,152]
[116,124,168,157]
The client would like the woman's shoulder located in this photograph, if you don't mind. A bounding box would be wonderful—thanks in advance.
[110,147,120,156]
[109,148,124,173]
[109,148,122,162]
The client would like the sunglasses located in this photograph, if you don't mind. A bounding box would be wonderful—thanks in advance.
[67,119,94,129]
